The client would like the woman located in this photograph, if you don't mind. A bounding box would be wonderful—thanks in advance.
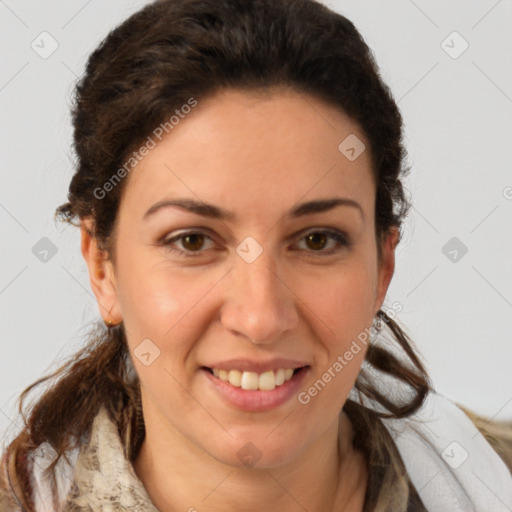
[1,0,511,510]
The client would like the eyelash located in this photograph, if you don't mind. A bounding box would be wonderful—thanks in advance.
[160,229,351,258]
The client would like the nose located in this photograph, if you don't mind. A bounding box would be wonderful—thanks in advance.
[219,248,299,345]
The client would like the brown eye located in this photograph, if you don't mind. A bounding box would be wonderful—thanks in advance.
[181,233,205,251]
[161,231,215,257]
[295,229,350,255]
[305,232,328,251]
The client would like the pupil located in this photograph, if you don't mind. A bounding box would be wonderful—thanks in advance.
[307,233,326,250]
[184,234,203,250]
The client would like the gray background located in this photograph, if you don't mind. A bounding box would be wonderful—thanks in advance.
[1,0,511,445]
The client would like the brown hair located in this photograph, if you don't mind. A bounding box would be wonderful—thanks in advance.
[2,1,506,510]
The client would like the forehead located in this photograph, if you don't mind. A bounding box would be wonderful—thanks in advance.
[119,87,374,223]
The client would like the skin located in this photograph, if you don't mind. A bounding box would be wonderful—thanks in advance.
[81,87,399,511]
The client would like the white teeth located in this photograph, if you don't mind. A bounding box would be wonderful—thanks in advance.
[284,368,294,380]
[210,367,299,390]
[241,371,259,390]
[228,370,242,387]
[258,370,276,391]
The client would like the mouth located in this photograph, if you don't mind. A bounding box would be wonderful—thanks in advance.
[201,366,308,391]
[199,357,311,412]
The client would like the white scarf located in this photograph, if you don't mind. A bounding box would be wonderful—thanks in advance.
[379,390,512,512]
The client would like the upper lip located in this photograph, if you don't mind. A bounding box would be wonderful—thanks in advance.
[203,358,310,373]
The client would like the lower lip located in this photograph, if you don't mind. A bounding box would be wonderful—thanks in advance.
[202,367,309,412]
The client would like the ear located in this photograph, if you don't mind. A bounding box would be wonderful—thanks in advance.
[80,217,122,325]
[373,226,399,316]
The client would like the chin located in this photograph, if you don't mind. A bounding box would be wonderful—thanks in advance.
[205,435,304,470]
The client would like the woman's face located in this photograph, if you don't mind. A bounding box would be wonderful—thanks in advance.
[84,87,397,468]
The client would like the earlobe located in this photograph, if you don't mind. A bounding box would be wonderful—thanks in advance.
[80,217,122,325]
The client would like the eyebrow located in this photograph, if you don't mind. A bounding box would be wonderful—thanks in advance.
[143,197,364,222]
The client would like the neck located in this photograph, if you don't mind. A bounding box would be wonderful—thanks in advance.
[133,408,367,512]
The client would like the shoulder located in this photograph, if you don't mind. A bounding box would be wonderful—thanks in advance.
[379,390,512,512]
[457,403,512,474]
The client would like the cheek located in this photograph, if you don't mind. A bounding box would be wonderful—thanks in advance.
[298,271,374,413]
[116,266,216,407]
[115,257,224,371]
[294,263,376,409]
[116,251,210,332]
[300,263,377,345]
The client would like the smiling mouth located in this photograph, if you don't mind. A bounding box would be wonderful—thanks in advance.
[202,366,307,391]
